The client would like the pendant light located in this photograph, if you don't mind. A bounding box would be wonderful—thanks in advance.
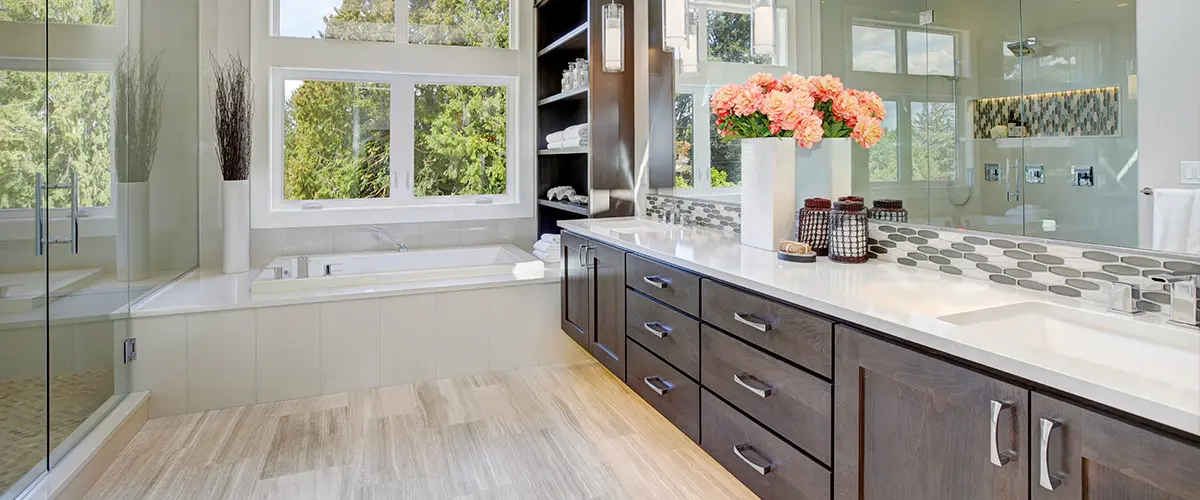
[602,1,625,72]
[663,0,687,52]
[751,0,775,56]
[680,8,699,75]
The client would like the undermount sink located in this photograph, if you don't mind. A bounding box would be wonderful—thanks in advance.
[602,220,687,235]
[939,302,1200,393]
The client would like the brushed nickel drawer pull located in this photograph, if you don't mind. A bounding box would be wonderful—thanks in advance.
[734,373,775,398]
[643,322,671,338]
[733,312,772,332]
[1039,417,1064,491]
[643,376,673,396]
[989,400,1015,467]
[733,444,775,475]
[643,275,670,289]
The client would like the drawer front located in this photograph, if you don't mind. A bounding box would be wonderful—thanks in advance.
[626,254,701,316]
[701,325,832,466]
[626,340,700,443]
[701,280,833,378]
[625,289,701,379]
[701,390,831,500]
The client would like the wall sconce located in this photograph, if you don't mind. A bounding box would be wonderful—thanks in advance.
[680,8,699,75]
[663,0,687,52]
[751,0,775,56]
[602,1,624,72]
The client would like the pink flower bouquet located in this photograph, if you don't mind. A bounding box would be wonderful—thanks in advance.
[710,73,887,149]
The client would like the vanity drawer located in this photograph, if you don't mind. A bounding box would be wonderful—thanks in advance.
[626,254,700,316]
[701,280,833,379]
[701,390,830,500]
[701,325,831,465]
[626,289,701,379]
[626,340,700,443]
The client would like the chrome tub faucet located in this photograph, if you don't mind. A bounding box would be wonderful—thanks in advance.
[370,226,409,252]
[1151,274,1200,327]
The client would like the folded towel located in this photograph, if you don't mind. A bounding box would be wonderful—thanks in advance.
[547,131,566,143]
[563,124,589,140]
[533,240,558,253]
[540,234,561,244]
[1152,188,1200,253]
[558,138,587,149]
[547,140,565,149]
[533,249,561,262]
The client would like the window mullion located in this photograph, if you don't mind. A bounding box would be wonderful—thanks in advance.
[395,0,408,46]
[392,76,417,203]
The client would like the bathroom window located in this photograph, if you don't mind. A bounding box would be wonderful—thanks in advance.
[706,9,774,65]
[273,0,512,48]
[852,25,898,73]
[674,93,695,188]
[907,31,956,76]
[672,88,741,195]
[0,0,116,25]
[867,101,900,182]
[409,0,510,49]
[412,83,509,198]
[851,23,959,77]
[911,101,957,181]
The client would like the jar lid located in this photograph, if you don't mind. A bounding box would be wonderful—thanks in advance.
[873,199,903,209]
[804,198,831,209]
[839,196,865,203]
[834,201,865,212]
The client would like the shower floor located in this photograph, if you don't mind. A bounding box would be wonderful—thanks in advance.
[0,369,114,494]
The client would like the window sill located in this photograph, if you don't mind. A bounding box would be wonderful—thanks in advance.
[251,199,533,229]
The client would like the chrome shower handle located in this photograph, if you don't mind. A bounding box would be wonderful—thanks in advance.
[35,173,44,256]
[69,170,79,255]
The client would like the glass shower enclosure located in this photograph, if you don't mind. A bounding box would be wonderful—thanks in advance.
[0,0,199,497]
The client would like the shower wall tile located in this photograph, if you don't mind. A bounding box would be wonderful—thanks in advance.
[971,86,1120,138]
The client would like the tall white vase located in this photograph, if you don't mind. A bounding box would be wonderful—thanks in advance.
[116,181,151,282]
[794,137,853,202]
[740,138,797,251]
[222,180,250,274]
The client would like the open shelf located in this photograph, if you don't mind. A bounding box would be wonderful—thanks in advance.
[539,87,588,106]
[539,147,588,156]
[537,23,588,57]
[538,198,591,215]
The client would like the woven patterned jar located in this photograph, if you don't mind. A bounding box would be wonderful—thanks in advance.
[867,199,908,223]
[796,198,831,256]
[829,200,869,263]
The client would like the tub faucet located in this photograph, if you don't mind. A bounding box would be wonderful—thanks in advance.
[1151,274,1200,327]
[370,226,409,252]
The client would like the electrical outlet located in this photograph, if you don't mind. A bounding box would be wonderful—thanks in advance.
[1181,161,1200,185]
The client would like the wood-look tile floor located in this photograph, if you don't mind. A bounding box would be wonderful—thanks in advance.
[86,360,758,500]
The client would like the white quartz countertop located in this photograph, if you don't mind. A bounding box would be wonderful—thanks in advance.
[560,218,1200,437]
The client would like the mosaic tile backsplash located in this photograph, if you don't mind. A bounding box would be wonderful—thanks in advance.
[646,194,742,233]
[866,222,1200,318]
[971,86,1120,139]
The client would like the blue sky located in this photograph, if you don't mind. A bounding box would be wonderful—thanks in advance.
[279,0,341,39]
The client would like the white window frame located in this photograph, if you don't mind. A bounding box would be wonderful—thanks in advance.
[250,0,532,229]
[849,19,967,78]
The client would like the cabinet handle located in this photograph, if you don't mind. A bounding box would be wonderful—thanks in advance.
[643,376,672,396]
[732,444,775,475]
[733,312,772,332]
[1039,418,1064,491]
[642,322,671,338]
[642,275,670,289]
[989,399,1015,467]
[577,244,586,267]
[734,373,774,398]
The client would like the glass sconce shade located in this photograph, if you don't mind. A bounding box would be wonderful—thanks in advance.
[663,0,687,52]
[602,2,625,72]
[680,9,699,75]
[751,0,775,56]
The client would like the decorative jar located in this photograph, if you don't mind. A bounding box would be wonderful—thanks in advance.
[829,199,869,263]
[867,199,908,223]
[796,198,831,256]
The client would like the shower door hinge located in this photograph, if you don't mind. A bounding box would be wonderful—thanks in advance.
[919,10,935,25]
[123,338,137,364]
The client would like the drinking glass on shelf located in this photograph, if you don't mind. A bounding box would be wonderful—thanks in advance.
[574,58,588,88]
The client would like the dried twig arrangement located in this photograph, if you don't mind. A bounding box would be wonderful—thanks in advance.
[115,49,165,183]
[212,52,253,181]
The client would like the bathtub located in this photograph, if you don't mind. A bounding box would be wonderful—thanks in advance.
[251,245,546,294]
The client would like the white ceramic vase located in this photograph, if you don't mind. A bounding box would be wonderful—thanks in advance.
[794,137,853,203]
[116,181,151,282]
[740,138,797,251]
[222,180,250,274]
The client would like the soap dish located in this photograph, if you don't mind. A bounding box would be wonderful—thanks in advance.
[778,251,817,263]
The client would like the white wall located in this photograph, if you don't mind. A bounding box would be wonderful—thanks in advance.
[1137,0,1200,248]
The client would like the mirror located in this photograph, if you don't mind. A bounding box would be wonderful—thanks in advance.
[656,0,1200,257]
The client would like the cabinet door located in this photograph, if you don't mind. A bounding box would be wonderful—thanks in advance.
[834,326,1029,500]
[590,242,626,380]
[561,232,590,350]
[1032,393,1200,500]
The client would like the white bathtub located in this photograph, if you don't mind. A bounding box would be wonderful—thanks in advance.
[252,245,545,294]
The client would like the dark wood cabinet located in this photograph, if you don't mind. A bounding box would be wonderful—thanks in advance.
[1031,393,1200,500]
[561,231,590,350]
[834,325,1030,500]
[701,279,833,379]
[590,242,626,379]
[627,340,700,443]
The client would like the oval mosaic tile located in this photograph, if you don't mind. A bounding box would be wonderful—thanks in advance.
[1049,285,1082,298]
[963,236,990,246]
[1049,266,1082,278]
[1136,301,1162,313]
[1003,268,1033,279]
[1003,250,1033,260]
[897,257,918,267]
[1017,261,1048,273]
[879,225,898,233]
[1082,271,1118,282]
[1121,256,1161,268]
[1082,251,1119,263]
[867,237,879,245]
[939,266,963,276]
[1066,279,1101,291]
[908,236,929,245]
[951,242,975,253]
[989,239,1017,249]
[918,246,940,254]
[939,249,963,259]
[1018,280,1048,292]
[1142,292,1172,305]
[888,234,908,242]
[1163,261,1200,275]
[918,230,940,239]
[1017,242,1049,253]
[964,253,988,263]
[1033,254,1065,266]
[929,256,953,265]
[1101,264,1140,277]
[977,263,1003,273]
[989,275,1017,285]
[1142,269,1171,278]
[878,240,898,248]
[907,252,929,261]
[868,252,879,260]
[898,227,917,236]
[870,246,889,254]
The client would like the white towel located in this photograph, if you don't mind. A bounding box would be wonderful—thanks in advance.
[533,250,561,262]
[1152,189,1200,253]
[547,140,565,149]
[540,233,561,243]
[563,124,589,140]
[546,131,566,143]
[533,240,559,253]
[559,138,587,149]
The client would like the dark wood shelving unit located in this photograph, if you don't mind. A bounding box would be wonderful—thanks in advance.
[534,0,635,237]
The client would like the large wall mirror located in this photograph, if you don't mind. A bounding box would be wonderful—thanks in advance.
[653,0,1200,257]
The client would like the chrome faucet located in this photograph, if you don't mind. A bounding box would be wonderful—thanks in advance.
[369,226,409,252]
[1109,282,1143,315]
[1151,274,1200,326]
